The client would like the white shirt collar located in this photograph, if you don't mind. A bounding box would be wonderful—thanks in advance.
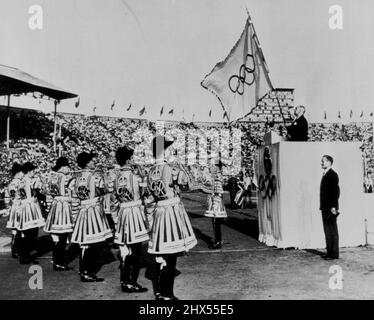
[323,167,332,175]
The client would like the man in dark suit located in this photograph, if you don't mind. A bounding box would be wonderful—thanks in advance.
[320,155,340,260]
[286,105,308,141]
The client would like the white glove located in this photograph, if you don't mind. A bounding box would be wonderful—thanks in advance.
[156,256,167,270]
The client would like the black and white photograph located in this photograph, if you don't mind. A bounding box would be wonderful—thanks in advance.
[1,0,374,306]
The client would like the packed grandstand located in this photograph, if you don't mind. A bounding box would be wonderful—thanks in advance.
[1,105,373,194]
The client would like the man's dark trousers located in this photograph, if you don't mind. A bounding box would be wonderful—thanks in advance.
[321,210,339,258]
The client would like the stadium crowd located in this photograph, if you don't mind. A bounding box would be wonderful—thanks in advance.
[1,111,374,205]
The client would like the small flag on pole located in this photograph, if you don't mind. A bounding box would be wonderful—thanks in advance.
[160,106,164,116]
[350,110,353,118]
[93,107,97,114]
[338,111,341,119]
[139,106,146,116]
[168,108,174,115]
[75,98,80,108]
[111,100,115,110]
[324,111,327,120]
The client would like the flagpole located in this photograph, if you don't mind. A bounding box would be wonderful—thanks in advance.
[6,94,10,149]
[275,96,288,127]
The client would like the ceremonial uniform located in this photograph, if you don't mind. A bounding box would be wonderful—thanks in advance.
[205,171,227,218]
[6,178,23,231]
[44,171,74,234]
[147,160,196,255]
[5,176,24,257]
[113,166,149,246]
[43,168,74,270]
[102,169,116,230]
[112,164,149,292]
[16,166,45,264]
[147,153,197,300]
[71,170,112,245]
[17,176,45,232]
[205,164,227,249]
[71,168,112,281]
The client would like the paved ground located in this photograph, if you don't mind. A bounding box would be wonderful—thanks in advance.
[1,191,374,300]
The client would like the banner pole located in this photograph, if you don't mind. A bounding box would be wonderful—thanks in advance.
[6,94,10,149]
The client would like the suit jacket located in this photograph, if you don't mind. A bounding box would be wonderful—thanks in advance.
[287,115,308,141]
[320,168,340,211]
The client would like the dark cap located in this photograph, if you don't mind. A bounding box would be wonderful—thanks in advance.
[152,135,174,158]
[52,157,70,172]
[76,152,97,169]
[22,162,37,174]
[115,146,134,165]
[10,163,23,176]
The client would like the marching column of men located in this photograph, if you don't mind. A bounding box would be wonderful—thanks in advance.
[4,135,198,299]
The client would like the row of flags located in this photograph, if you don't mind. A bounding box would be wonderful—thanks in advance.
[159,106,174,116]
[87,102,228,120]
[33,93,374,122]
[78,99,229,119]
[73,96,241,121]
[81,99,374,121]
[75,100,225,120]
[324,110,374,119]
[75,98,176,117]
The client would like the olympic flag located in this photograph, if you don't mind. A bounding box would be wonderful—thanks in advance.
[201,16,273,121]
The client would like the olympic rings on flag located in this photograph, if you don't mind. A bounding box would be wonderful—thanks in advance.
[228,54,256,95]
[258,174,277,199]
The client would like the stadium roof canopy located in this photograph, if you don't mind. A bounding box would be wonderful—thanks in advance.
[0,64,77,100]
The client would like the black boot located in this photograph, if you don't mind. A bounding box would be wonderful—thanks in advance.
[85,245,104,281]
[53,234,72,271]
[79,247,103,282]
[208,242,222,249]
[19,231,38,264]
[209,218,222,249]
[11,233,21,258]
[130,243,148,293]
[158,255,178,300]
[120,255,132,287]
[120,256,147,292]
